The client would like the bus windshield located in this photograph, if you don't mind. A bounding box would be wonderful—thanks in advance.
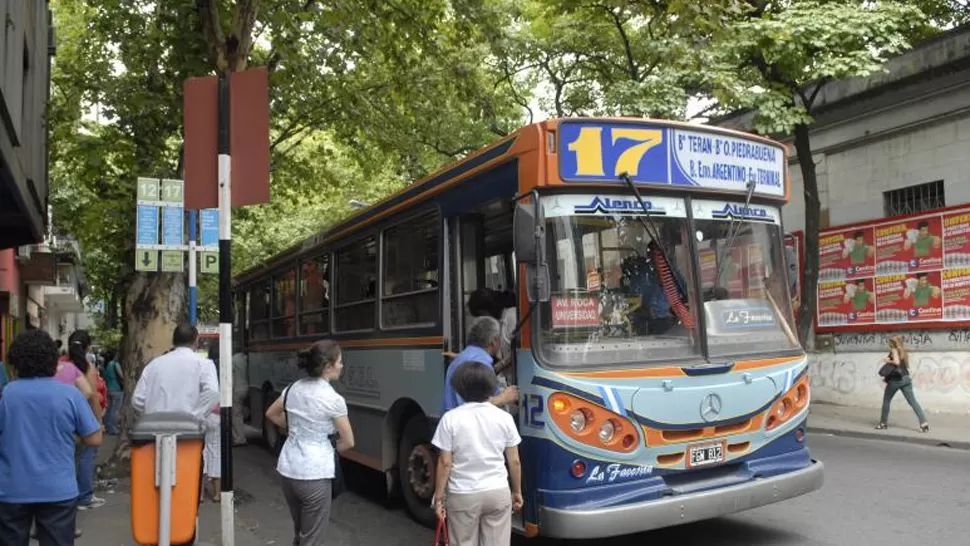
[692,199,798,359]
[536,194,797,369]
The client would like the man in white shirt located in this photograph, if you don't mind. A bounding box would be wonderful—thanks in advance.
[132,324,219,421]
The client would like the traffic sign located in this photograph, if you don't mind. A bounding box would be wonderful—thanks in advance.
[200,209,219,248]
[136,205,160,246]
[162,206,184,246]
[200,252,219,274]
[136,250,159,272]
[161,251,184,272]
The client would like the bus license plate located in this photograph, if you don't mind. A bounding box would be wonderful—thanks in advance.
[688,442,725,468]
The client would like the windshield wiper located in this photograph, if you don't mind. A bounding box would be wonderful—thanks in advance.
[710,179,758,295]
[619,172,672,264]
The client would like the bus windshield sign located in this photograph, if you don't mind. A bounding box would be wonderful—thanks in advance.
[558,121,786,199]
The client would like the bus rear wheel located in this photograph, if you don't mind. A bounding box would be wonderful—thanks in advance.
[398,416,436,528]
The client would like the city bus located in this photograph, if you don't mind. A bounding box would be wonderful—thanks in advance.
[232,118,824,538]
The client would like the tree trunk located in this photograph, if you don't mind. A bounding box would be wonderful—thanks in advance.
[102,271,187,478]
[793,123,820,348]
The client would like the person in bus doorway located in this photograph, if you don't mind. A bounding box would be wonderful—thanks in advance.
[876,336,930,432]
[433,361,523,546]
[0,329,103,546]
[441,316,518,415]
[264,340,355,546]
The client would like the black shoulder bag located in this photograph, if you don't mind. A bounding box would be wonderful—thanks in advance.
[283,379,345,500]
[878,363,898,378]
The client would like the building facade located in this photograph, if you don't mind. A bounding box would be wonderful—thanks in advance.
[1,0,57,363]
[715,26,970,414]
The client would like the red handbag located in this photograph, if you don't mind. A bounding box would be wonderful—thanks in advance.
[435,517,448,546]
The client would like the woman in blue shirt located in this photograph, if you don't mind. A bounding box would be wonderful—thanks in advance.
[0,329,102,546]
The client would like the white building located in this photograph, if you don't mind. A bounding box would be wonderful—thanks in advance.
[715,26,970,414]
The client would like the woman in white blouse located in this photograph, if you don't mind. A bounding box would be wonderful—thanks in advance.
[265,340,355,545]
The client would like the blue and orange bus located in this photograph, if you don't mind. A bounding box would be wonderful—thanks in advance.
[233,118,823,538]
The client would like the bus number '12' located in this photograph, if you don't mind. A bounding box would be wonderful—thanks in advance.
[523,394,545,429]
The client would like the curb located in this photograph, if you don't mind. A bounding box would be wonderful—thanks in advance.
[807,426,970,451]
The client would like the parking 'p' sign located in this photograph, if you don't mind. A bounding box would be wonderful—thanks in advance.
[201,252,219,274]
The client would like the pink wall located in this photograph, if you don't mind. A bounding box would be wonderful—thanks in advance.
[0,249,17,296]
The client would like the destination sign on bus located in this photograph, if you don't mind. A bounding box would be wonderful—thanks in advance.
[558,121,786,199]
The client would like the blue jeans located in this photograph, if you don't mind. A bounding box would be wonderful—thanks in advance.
[105,391,124,435]
[76,446,97,505]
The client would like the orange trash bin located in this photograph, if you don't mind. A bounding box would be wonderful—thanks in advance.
[130,412,206,545]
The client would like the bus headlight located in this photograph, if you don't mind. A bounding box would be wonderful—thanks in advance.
[570,409,589,433]
[599,420,616,443]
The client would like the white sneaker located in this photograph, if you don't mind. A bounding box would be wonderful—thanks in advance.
[78,496,106,510]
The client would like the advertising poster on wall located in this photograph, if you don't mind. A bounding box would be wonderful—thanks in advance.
[874,216,943,275]
[819,227,876,281]
[818,278,875,327]
[874,271,943,323]
[943,211,970,269]
[942,268,970,321]
[817,205,970,331]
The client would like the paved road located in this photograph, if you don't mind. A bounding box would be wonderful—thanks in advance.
[227,433,970,545]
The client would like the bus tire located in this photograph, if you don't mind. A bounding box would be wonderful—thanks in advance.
[398,415,436,528]
[262,393,283,455]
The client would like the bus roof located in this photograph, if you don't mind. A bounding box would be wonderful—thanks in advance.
[234,117,787,285]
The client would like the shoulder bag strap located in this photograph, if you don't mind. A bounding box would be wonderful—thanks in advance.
[283,379,301,429]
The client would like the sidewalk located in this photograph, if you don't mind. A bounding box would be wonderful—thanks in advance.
[71,437,267,546]
[808,402,970,450]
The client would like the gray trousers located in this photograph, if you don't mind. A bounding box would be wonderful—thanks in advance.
[281,477,332,546]
[446,487,512,546]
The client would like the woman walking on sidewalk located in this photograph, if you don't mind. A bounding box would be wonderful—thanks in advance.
[264,340,354,546]
[876,335,930,432]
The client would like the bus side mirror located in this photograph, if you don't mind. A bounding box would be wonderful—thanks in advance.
[784,246,799,298]
[514,202,543,264]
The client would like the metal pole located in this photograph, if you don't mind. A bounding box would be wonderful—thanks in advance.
[157,434,177,546]
[217,72,235,546]
[188,209,198,326]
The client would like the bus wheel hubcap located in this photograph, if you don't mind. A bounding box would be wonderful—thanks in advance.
[408,445,434,500]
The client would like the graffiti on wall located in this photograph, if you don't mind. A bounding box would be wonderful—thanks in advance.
[810,353,970,398]
[832,329,970,353]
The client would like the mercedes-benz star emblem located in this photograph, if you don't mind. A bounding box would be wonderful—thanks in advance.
[700,393,723,422]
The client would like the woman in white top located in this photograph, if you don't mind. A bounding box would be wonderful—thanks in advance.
[432,362,523,546]
[265,340,355,546]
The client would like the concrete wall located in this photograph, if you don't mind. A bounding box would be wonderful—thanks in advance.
[809,328,970,414]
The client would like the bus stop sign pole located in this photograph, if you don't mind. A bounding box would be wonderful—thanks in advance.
[183,66,270,546]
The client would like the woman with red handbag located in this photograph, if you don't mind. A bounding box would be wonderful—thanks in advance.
[431,362,523,546]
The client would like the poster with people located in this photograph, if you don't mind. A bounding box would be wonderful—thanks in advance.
[819,227,875,280]
[817,278,875,326]
[816,205,970,330]
[875,216,943,275]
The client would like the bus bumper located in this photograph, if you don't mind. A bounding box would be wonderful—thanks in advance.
[538,459,824,539]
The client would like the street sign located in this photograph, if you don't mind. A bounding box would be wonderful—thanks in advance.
[136,205,160,246]
[162,206,184,246]
[200,209,219,248]
[161,251,184,272]
[200,252,219,274]
[160,178,184,203]
[137,177,160,201]
[136,250,159,272]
